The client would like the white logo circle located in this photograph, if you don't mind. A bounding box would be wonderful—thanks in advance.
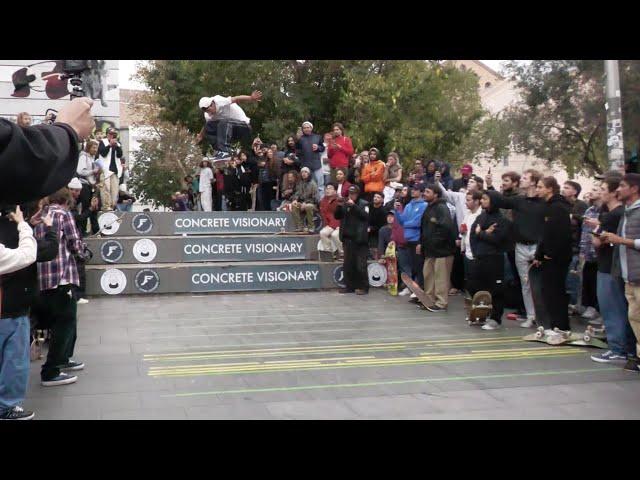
[100,268,127,295]
[132,239,157,263]
[98,212,120,235]
[368,263,388,287]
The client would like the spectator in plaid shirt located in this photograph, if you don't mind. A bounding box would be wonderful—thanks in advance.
[33,188,85,387]
[578,184,603,321]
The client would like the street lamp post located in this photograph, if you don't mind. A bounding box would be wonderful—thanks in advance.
[605,60,625,173]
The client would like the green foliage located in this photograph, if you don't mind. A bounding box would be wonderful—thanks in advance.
[136,60,488,172]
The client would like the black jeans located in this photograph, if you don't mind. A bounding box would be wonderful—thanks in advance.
[530,259,571,330]
[506,250,525,313]
[205,119,252,153]
[343,239,369,291]
[581,260,599,309]
[450,249,465,290]
[79,183,100,235]
[258,182,277,211]
[467,255,505,324]
[406,241,424,288]
[73,258,87,299]
[39,285,78,380]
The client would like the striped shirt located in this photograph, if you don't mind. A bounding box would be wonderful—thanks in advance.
[34,204,83,291]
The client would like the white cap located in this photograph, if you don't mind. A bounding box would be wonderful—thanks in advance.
[302,121,313,129]
[199,97,214,109]
[67,178,82,190]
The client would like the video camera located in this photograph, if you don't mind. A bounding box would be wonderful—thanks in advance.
[42,60,91,124]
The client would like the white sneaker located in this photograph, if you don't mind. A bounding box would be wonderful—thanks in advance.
[544,329,557,336]
[481,319,501,330]
[399,288,411,297]
[520,318,537,328]
[77,298,89,305]
[581,307,599,320]
[410,293,417,299]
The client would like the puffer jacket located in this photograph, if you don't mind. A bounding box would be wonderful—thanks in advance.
[361,160,386,193]
[335,198,369,245]
[292,177,319,204]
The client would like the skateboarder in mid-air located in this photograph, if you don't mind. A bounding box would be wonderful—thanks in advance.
[196,90,263,163]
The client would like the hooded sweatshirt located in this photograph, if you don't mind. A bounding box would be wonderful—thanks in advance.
[361,160,386,193]
[469,202,509,257]
[535,194,572,263]
[396,198,427,242]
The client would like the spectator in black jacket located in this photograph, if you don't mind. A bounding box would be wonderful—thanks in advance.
[223,155,252,211]
[468,192,509,330]
[295,122,326,198]
[335,185,369,295]
[531,177,573,335]
[562,180,589,308]
[368,193,388,259]
[0,98,94,205]
[418,183,458,312]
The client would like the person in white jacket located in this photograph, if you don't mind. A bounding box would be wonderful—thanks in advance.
[97,129,123,211]
[436,172,485,231]
[0,206,37,275]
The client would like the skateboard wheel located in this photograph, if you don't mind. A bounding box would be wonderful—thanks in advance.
[584,335,591,342]
[535,332,543,339]
[537,326,545,333]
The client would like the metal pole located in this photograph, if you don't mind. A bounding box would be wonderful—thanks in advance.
[605,60,625,173]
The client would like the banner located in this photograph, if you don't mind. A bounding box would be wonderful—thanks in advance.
[190,264,322,292]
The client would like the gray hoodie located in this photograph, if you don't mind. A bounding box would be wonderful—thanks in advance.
[613,199,640,283]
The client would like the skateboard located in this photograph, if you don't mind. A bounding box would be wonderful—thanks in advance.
[30,329,45,361]
[523,326,607,348]
[401,272,430,307]
[468,291,492,326]
[381,241,398,296]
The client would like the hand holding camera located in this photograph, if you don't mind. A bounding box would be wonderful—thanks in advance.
[8,205,25,225]
[55,97,95,140]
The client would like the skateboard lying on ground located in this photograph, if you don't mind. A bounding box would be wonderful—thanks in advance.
[523,326,608,348]
[382,241,398,296]
[401,272,430,307]
[468,291,492,326]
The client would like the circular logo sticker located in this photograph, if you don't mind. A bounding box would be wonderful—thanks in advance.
[131,213,153,234]
[132,239,157,263]
[134,269,160,293]
[332,265,346,288]
[100,240,124,263]
[98,212,120,235]
[100,269,127,295]
[367,263,388,287]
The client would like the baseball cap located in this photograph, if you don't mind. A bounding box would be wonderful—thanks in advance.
[67,178,82,190]
[348,185,360,194]
[199,97,214,109]
[461,164,473,174]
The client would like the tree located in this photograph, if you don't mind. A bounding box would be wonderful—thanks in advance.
[135,60,488,172]
[126,90,203,208]
[501,60,608,175]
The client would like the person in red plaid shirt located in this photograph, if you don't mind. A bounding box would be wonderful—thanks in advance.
[33,188,85,387]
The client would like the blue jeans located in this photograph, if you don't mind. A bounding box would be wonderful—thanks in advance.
[397,246,411,280]
[0,316,30,414]
[597,272,637,356]
[313,168,325,199]
[566,254,580,305]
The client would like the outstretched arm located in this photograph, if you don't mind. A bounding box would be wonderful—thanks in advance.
[230,91,263,104]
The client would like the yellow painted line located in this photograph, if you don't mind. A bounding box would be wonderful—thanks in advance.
[469,346,581,354]
[148,355,375,371]
[147,349,584,377]
[142,335,526,361]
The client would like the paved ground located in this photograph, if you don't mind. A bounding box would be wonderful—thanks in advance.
[26,289,640,419]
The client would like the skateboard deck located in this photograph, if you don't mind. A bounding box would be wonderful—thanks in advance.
[468,291,492,326]
[383,241,398,296]
[523,326,606,348]
[401,272,430,307]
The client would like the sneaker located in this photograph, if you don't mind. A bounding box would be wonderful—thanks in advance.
[520,318,537,329]
[355,289,368,295]
[338,288,354,294]
[0,406,35,420]
[623,358,640,372]
[481,319,501,330]
[591,350,627,364]
[398,287,411,297]
[77,298,89,305]
[588,317,604,326]
[41,372,78,387]
[426,305,446,312]
[59,360,85,371]
[581,307,599,320]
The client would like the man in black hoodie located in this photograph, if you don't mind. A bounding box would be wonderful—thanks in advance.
[335,185,369,295]
[469,192,509,330]
[418,183,457,312]
[531,176,573,334]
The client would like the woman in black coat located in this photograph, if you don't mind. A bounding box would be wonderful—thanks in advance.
[469,191,509,329]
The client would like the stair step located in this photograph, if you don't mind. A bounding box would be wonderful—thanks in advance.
[86,235,320,265]
[87,261,345,296]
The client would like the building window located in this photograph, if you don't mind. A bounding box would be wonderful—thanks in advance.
[485,82,492,89]
[502,156,509,167]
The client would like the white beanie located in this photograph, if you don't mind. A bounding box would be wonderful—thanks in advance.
[302,121,313,129]
[300,167,311,174]
[67,178,82,189]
